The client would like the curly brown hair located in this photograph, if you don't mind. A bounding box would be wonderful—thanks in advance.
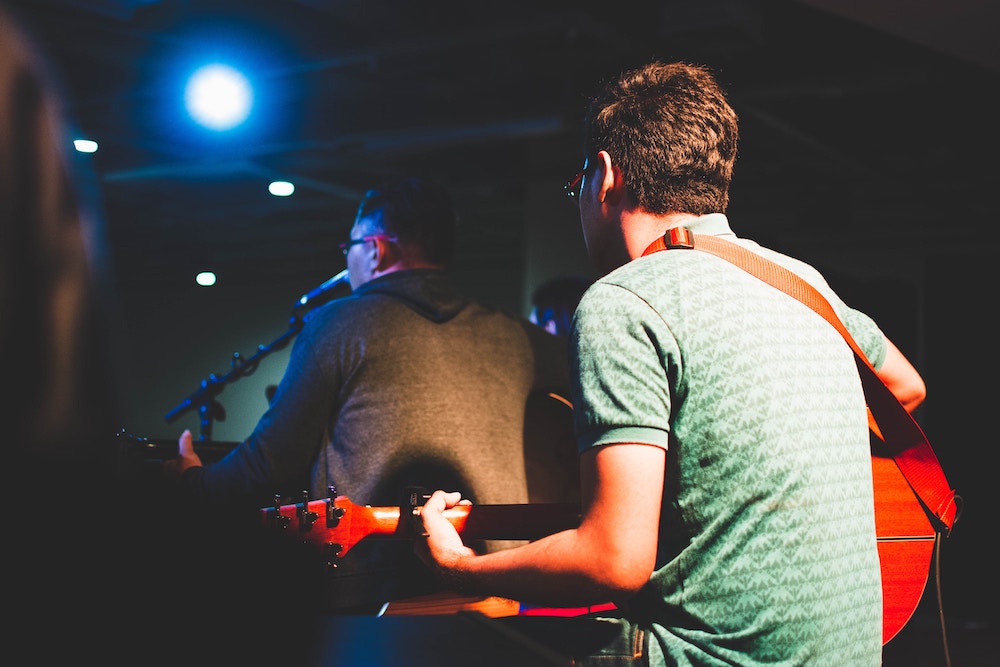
[583,61,739,215]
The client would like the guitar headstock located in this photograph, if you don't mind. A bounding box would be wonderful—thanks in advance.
[260,492,415,562]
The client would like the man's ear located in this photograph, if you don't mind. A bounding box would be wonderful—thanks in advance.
[596,150,626,206]
[373,235,398,271]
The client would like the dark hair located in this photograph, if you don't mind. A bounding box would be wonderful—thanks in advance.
[583,61,738,214]
[531,276,591,337]
[355,176,458,268]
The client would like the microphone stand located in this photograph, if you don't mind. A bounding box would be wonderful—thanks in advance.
[164,317,304,441]
[164,273,351,440]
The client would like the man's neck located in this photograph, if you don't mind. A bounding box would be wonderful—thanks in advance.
[370,260,444,281]
[621,210,705,261]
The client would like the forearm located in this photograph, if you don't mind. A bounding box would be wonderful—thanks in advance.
[878,338,926,413]
[443,528,635,608]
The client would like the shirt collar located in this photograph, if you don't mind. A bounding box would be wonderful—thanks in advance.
[684,213,736,238]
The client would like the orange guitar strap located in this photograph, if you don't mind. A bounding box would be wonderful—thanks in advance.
[643,227,958,535]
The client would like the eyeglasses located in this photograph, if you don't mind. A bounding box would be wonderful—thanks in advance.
[339,234,396,256]
[563,157,590,205]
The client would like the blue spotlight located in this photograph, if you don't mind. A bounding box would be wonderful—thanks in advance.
[184,63,253,131]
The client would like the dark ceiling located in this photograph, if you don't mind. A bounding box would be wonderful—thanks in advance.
[5,0,999,302]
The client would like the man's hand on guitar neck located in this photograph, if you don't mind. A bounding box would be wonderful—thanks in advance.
[162,429,204,479]
[413,491,477,591]
[415,445,664,609]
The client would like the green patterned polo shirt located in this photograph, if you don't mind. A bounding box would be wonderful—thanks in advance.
[571,214,884,666]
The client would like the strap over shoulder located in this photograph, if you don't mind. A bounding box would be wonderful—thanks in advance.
[643,228,958,534]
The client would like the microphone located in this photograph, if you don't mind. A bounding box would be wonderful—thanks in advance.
[294,269,350,314]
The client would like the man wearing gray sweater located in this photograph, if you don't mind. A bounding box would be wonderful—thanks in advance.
[164,176,572,613]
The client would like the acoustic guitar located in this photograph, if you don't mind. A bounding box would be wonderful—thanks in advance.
[262,454,935,645]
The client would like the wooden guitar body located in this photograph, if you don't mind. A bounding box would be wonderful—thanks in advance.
[873,451,936,644]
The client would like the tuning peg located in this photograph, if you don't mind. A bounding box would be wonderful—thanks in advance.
[297,490,318,530]
[325,543,343,568]
[268,493,290,529]
[327,498,346,527]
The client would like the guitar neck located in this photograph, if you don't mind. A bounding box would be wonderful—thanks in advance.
[261,496,581,558]
[115,431,238,462]
[417,502,582,541]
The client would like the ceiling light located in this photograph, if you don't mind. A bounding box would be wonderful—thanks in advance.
[184,63,253,131]
[73,139,98,153]
[268,181,294,196]
[196,271,217,287]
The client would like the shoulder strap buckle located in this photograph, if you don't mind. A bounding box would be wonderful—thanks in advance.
[665,226,694,249]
